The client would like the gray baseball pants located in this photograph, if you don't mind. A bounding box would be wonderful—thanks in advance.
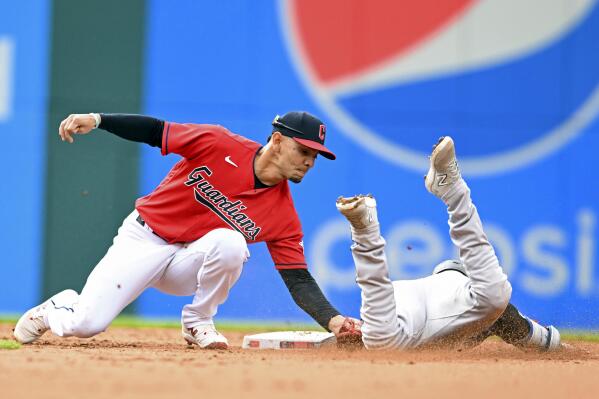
[352,180,512,349]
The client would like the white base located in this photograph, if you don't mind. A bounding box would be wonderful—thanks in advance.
[242,331,335,350]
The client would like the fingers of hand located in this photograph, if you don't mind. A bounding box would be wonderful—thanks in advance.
[339,317,362,334]
[59,115,74,143]
[59,114,89,143]
[352,317,364,328]
[66,117,79,133]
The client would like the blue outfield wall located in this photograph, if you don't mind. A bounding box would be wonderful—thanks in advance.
[138,1,598,328]
[0,2,51,312]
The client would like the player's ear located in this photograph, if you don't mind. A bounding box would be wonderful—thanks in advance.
[270,131,284,152]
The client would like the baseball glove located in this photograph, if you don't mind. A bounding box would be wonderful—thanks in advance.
[336,317,364,349]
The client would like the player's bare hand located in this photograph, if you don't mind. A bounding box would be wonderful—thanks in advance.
[59,113,97,143]
[329,316,363,349]
[328,315,362,335]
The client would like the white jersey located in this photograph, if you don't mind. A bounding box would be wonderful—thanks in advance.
[391,271,477,348]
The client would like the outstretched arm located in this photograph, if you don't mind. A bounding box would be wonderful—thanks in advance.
[278,268,361,340]
[278,268,340,331]
[58,113,163,146]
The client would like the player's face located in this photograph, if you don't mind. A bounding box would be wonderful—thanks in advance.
[281,137,318,184]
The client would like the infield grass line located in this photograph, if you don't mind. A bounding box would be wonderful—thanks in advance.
[0,339,21,350]
[561,331,599,342]
[0,315,19,323]
[110,316,322,332]
[1,315,598,340]
[0,314,320,332]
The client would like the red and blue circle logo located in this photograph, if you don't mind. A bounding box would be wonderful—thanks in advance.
[281,0,599,175]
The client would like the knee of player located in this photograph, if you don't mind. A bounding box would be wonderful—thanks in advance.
[210,229,249,271]
[69,315,110,338]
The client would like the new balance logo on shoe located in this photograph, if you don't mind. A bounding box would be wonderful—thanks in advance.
[437,174,448,186]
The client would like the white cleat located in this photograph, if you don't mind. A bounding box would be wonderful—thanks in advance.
[545,325,561,351]
[424,136,462,198]
[13,289,78,344]
[336,194,378,230]
[182,324,229,350]
[522,317,562,352]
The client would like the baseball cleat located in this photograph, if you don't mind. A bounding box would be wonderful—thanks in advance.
[182,324,229,350]
[424,136,462,198]
[522,317,562,351]
[545,325,561,351]
[336,194,378,230]
[13,289,78,344]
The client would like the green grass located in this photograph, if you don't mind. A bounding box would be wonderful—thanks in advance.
[2,315,599,341]
[561,331,599,342]
[0,315,19,323]
[111,316,321,332]
[0,314,321,333]
[0,339,21,350]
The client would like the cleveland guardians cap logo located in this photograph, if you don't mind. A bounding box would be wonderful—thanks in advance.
[280,0,599,176]
[273,111,336,159]
[319,124,325,141]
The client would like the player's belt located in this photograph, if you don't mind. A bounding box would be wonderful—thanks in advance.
[136,214,166,241]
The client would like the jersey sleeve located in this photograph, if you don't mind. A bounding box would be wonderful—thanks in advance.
[265,193,307,270]
[161,122,224,159]
[267,235,307,270]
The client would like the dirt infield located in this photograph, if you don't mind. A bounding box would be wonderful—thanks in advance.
[2,323,599,399]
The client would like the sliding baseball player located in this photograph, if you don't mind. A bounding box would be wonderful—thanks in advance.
[336,136,561,351]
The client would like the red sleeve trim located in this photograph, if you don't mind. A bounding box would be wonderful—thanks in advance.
[161,122,171,156]
[275,263,308,270]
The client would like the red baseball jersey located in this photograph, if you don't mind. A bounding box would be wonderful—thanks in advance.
[135,122,307,270]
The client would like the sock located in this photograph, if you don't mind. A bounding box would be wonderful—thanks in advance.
[488,303,531,345]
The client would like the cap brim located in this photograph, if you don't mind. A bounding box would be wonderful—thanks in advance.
[292,137,336,160]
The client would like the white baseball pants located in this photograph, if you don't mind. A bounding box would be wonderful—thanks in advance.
[46,210,249,338]
[353,180,512,349]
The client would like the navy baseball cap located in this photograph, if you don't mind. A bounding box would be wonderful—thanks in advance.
[272,111,336,160]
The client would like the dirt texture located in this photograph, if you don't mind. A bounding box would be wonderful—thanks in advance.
[1,322,599,399]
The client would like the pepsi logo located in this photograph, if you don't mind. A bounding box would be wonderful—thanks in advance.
[280,0,599,175]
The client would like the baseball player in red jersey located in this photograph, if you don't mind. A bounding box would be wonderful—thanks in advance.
[14,111,361,349]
